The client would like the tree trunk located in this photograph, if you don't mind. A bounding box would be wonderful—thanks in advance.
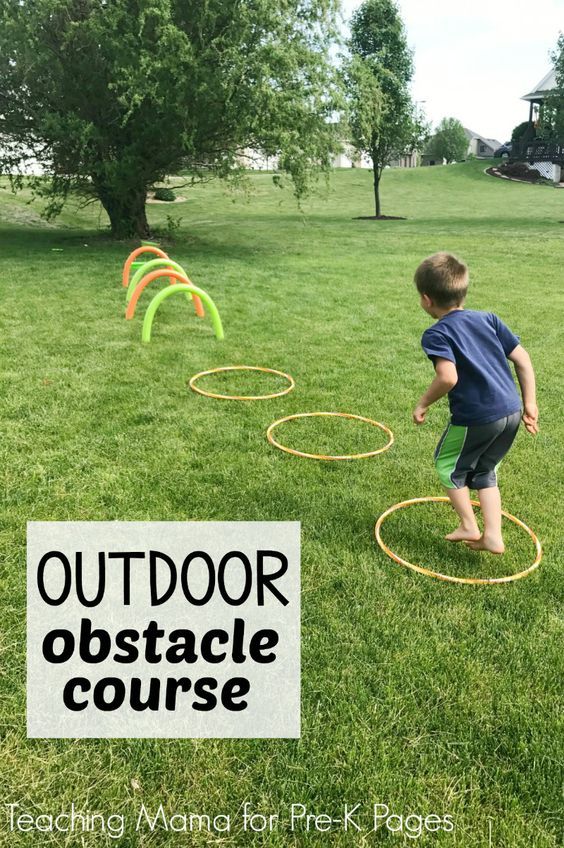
[97,185,150,239]
[373,166,381,218]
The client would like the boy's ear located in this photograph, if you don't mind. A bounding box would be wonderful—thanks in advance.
[421,293,433,308]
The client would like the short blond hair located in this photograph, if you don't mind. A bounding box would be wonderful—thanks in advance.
[414,252,469,308]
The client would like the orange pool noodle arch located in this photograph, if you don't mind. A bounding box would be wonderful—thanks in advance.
[122,245,170,288]
[126,269,205,320]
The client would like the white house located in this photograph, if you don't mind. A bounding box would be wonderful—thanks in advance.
[332,143,371,168]
[463,129,502,159]
[238,149,280,171]
[240,141,417,171]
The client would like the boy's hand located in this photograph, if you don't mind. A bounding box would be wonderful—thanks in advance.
[522,403,539,435]
[413,404,428,425]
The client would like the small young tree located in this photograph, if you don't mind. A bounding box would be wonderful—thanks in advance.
[344,0,427,217]
[427,118,468,164]
[0,0,342,238]
[343,56,384,166]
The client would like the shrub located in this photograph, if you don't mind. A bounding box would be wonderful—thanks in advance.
[511,121,534,144]
[153,187,176,202]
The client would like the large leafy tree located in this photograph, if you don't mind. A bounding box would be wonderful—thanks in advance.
[547,32,564,140]
[0,0,341,237]
[344,0,426,217]
[427,118,468,164]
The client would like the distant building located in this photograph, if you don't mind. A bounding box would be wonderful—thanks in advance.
[463,129,502,159]
[238,149,279,170]
[420,128,501,165]
[388,151,419,168]
[313,137,419,169]
[239,143,417,171]
[332,144,371,168]
[420,149,444,167]
[332,144,418,169]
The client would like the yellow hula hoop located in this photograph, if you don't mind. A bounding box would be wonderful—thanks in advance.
[189,365,295,401]
[267,412,394,460]
[375,496,542,585]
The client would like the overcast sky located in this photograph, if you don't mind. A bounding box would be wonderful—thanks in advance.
[340,0,562,142]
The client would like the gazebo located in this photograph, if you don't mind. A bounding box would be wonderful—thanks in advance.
[514,69,563,181]
[521,69,557,124]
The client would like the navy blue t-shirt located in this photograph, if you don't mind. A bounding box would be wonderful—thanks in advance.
[421,310,522,426]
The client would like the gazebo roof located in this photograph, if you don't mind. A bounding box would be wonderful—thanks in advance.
[522,69,557,102]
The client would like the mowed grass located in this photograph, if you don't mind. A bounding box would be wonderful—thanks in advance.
[1,160,563,847]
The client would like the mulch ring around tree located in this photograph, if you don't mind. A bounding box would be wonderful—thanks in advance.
[353,215,406,220]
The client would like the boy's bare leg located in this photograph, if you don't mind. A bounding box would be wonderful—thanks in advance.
[465,486,505,554]
[444,486,481,542]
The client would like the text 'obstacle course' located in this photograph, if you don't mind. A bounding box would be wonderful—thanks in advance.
[27,522,301,738]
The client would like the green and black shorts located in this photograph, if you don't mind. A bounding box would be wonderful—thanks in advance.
[434,411,521,490]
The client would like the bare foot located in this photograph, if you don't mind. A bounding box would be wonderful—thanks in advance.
[465,534,505,554]
[445,525,481,543]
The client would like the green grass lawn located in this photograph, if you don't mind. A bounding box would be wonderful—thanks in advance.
[1,160,563,846]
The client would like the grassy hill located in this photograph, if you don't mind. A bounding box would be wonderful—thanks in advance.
[1,160,562,846]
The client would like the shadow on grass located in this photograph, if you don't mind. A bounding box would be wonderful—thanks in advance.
[0,220,289,264]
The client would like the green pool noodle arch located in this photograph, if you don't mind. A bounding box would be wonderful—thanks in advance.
[127,258,191,303]
[142,284,224,343]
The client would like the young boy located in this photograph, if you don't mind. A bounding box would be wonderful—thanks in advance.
[413,252,538,554]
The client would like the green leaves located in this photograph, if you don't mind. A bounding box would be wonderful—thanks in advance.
[546,33,564,142]
[427,118,468,165]
[349,0,413,87]
[343,0,426,215]
[0,0,342,236]
[343,56,383,154]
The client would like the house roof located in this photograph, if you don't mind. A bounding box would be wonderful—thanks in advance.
[463,128,502,149]
[522,69,557,102]
[463,127,480,141]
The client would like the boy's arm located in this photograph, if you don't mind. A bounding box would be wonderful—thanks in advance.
[508,344,539,434]
[413,358,458,424]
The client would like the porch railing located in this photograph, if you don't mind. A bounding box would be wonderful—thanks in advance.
[511,139,564,165]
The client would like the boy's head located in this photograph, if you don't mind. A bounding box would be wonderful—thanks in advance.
[414,252,468,314]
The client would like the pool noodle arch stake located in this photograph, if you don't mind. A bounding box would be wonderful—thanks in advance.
[126,257,190,302]
[142,284,224,343]
[374,496,542,585]
[122,245,169,288]
[266,411,394,460]
[189,366,295,401]
[126,269,203,320]
[127,258,204,318]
